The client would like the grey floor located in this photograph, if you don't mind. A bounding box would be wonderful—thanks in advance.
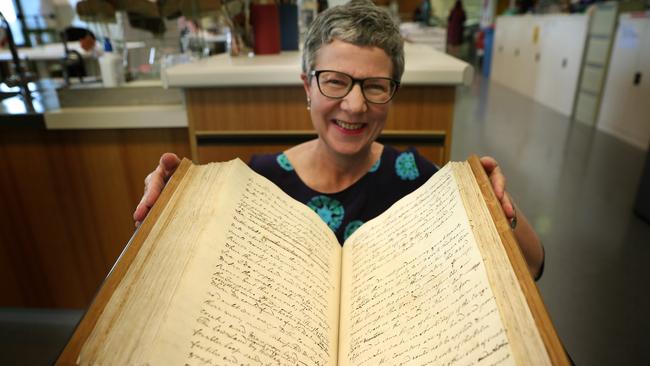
[451,77,650,365]
[1,76,648,365]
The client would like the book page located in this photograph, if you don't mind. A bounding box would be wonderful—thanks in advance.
[78,159,342,365]
[453,161,551,365]
[339,164,515,365]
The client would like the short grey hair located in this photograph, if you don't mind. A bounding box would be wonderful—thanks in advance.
[302,0,404,82]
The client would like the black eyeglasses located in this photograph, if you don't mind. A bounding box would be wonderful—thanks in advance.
[310,70,400,104]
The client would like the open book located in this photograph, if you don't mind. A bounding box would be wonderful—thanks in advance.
[57,156,569,365]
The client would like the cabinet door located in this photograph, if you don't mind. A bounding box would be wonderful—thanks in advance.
[627,19,650,149]
[535,15,588,116]
[511,17,534,96]
[598,17,650,149]
[492,17,514,87]
[518,17,541,99]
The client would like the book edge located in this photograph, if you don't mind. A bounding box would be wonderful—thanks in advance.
[466,155,571,366]
[55,158,195,365]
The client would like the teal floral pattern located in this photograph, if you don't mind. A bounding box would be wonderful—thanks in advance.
[307,195,345,231]
[395,152,419,180]
[344,220,364,240]
[369,158,381,173]
[276,153,294,171]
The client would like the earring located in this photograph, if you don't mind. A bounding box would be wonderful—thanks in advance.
[306,97,311,110]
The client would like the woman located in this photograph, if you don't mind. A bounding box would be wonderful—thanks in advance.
[446,0,466,57]
[134,0,544,279]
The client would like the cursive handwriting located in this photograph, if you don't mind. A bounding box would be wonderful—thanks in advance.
[344,166,512,365]
[185,177,339,366]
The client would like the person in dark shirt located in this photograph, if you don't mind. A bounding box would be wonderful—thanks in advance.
[446,0,466,57]
[133,0,544,279]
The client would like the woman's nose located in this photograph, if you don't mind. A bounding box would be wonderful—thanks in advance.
[341,84,367,113]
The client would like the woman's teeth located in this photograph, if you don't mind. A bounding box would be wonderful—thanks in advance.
[335,119,364,130]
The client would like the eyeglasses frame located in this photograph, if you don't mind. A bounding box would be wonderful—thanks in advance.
[309,69,400,104]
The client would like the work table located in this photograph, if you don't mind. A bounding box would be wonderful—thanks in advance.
[163,43,473,87]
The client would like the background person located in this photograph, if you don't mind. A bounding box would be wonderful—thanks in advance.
[447,0,467,58]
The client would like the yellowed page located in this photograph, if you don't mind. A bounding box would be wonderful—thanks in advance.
[79,159,341,365]
[339,163,515,365]
[453,162,550,366]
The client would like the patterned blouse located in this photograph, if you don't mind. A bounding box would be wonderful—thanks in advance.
[249,146,439,244]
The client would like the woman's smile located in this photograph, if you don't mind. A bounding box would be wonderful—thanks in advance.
[332,119,366,134]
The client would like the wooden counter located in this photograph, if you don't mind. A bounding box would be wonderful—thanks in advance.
[166,43,473,166]
[1,112,189,308]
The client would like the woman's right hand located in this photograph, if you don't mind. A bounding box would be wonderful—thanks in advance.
[133,153,181,227]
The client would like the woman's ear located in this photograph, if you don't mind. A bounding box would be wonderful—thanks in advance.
[301,73,311,98]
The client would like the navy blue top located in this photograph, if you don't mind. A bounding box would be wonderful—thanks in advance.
[249,146,439,244]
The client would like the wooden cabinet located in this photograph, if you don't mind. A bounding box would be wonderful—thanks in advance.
[0,126,190,307]
[186,85,455,167]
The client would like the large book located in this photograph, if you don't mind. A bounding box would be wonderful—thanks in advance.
[57,155,569,365]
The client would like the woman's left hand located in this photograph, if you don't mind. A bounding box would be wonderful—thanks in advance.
[479,156,544,280]
[480,156,515,223]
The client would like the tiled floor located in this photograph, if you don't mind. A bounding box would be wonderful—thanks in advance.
[1,76,648,365]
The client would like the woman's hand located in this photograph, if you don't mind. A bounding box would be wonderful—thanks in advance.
[133,153,181,227]
[480,156,515,222]
[480,156,545,280]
